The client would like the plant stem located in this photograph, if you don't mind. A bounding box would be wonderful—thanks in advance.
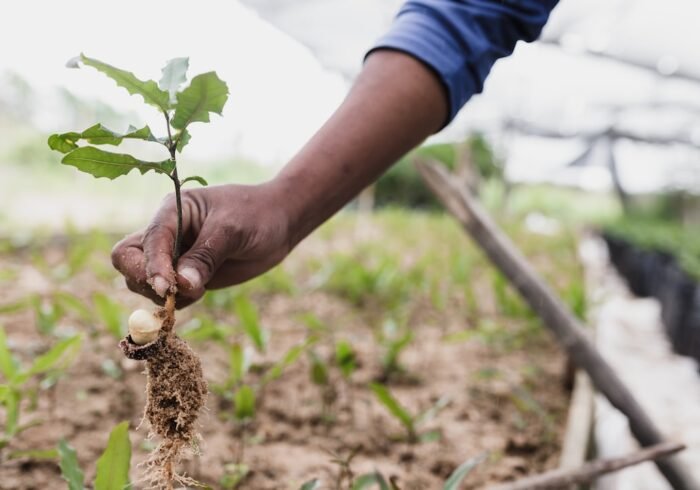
[164,113,184,268]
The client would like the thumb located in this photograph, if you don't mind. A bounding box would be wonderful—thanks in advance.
[175,224,230,300]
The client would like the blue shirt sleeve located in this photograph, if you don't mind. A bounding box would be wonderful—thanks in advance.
[368,0,559,125]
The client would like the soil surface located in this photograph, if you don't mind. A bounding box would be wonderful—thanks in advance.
[0,215,573,489]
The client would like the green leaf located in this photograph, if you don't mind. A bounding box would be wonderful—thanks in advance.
[7,448,59,460]
[335,340,356,378]
[94,421,131,490]
[54,292,93,323]
[233,385,256,421]
[93,293,124,339]
[442,454,487,490]
[3,389,20,436]
[228,343,248,386]
[58,439,85,490]
[175,128,191,153]
[61,147,174,180]
[262,341,310,384]
[234,296,266,353]
[25,335,82,378]
[0,384,9,402]
[80,54,170,112]
[181,175,208,187]
[300,479,321,490]
[309,352,328,386]
[159,57,189,104]
[0,326,18,381]
[48,133,80,154]
[369,383,414,436]
[352,472,391,490]
[171,71,229,130]
[49,124,160,154]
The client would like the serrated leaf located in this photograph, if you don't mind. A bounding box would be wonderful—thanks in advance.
[48,133,80,153]
[176,128,191,153]
[48,124,159,155]
[181,175,208,187]
[0,326,18,381]
[171,71,228,130]
[442,454,487,490]
[300,479,321,490]
[59,439,85,490]
[369,383,414,435]
[159,57,189,104]
[62,147,174,180]
[25,335,81,378]
[80,54,170,112]
[233,385,256,421]
[94,421,131,490]
[234,296,266,353]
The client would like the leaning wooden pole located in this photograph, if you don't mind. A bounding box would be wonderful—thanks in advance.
[416,161,696,490]
[488,442,685,490]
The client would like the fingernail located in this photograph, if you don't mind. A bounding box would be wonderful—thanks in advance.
[178,267,201,290]
[151,275,170,297]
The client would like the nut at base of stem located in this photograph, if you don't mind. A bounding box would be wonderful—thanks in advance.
[128,309,162,345]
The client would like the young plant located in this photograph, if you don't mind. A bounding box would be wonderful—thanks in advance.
[377,318,413,382]
[58,421,131,490]
[48,54,229,489]
[369,383,449,443]
[0,326,82,453]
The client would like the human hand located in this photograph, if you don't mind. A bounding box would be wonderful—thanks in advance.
[111,182,292,308]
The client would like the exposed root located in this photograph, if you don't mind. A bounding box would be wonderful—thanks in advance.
[120,294,208,489]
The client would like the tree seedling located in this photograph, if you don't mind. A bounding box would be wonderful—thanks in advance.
[48,54,229,489]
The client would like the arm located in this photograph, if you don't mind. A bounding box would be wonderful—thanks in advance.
[112,0,558,307]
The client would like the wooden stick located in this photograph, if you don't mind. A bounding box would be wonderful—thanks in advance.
[487,442,686,490]
[415,161,697,490]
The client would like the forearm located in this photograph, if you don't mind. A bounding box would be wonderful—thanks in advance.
[274,50,448,247]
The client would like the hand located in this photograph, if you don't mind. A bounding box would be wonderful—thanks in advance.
[111,182,292,308]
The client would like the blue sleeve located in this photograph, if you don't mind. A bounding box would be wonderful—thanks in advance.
[368,0,559,125]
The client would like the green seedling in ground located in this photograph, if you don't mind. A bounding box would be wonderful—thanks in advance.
[220,462,250,489]
[0,326,82,452]
[58,421,131,490]
[335,339,357,379]
[92,292,125,339]
[233,294,268,353]
[180,315,233,343]
[311,452,485,490]
[377,318,413,382]
[308,350,337,421]
[369,383,450,443]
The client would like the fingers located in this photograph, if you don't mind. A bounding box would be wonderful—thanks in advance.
[141,195,179,297]
[174,222,232,302]
[111,232,163,304]
[112,232,198,308]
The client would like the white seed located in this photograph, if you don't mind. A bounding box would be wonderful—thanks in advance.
[128,309,161,345]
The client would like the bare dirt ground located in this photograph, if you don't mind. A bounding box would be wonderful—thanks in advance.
[0,214,574,489]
